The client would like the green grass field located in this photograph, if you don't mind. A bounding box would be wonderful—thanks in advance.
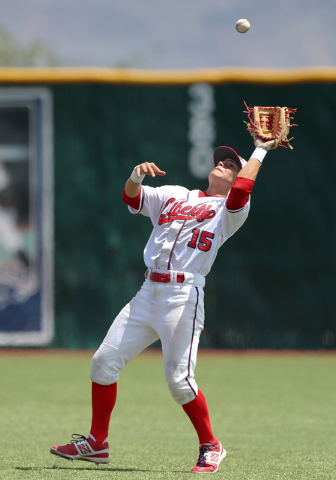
[0,350,335,480]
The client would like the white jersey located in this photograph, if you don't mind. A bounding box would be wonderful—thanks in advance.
[128,184,250,277]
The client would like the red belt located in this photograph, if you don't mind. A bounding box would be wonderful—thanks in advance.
[146,271,185,283]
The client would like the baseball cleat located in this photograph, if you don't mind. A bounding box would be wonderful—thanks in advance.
[50,434,110,464]
[191,441,226,473]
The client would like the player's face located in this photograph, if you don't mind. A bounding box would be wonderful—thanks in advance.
[211,158,240,183]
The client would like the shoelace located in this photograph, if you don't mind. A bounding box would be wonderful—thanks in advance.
[196,444,217,466]
[70,433,87,444]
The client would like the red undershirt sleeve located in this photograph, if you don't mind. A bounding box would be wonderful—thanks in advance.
[226,177,255,211]
[122,187,141,210]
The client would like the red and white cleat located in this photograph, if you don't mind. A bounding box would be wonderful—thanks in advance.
[50,434,110,464]
[191,441,226,473]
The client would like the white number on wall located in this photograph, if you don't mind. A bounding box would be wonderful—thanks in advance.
[188,83,216,179]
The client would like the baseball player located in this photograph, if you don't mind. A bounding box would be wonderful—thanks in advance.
[51,137,274,473]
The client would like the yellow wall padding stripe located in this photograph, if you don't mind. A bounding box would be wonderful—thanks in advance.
[0,66,336,85]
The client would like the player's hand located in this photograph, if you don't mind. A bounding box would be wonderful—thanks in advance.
[136,162,166,178]
[254,137,275,150]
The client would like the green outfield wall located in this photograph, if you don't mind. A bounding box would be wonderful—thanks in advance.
[1,67,335,349]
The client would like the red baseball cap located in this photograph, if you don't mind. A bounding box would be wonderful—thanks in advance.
[213,146,246,169]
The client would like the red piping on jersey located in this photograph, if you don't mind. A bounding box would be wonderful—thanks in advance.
[167,220,187,270]
[139,185,145,211]
[186,286,199,399]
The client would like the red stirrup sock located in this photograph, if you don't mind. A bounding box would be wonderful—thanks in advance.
[182,389,217,445]
[90,382,117,445]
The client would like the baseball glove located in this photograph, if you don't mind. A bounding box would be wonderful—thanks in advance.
[244,101,297,149]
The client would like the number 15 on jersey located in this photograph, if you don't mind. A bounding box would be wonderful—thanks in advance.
[187,229,215,252]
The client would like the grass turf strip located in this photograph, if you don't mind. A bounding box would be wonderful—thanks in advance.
[0,351,335,479]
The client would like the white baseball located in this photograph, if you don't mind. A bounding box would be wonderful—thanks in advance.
[236,19,250,34]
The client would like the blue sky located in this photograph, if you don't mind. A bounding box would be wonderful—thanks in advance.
[0,0,335,69]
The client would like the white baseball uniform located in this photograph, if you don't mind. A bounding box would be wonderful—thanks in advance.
[90,180,252,404]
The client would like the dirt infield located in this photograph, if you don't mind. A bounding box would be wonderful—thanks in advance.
[0,347,335,358]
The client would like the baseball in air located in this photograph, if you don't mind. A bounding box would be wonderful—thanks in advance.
[236,19,250,33]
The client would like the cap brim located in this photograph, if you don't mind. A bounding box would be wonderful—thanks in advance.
[213,146,242,169]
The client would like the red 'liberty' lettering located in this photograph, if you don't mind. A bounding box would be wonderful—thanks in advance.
[159,198,216,225]
[160,198,176,218]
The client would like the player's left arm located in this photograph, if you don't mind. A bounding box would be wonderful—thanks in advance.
[237,138,275,181]
[226,138,274,211]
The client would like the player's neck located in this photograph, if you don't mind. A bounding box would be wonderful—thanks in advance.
[206,179,232,198]
[205,187,227,198]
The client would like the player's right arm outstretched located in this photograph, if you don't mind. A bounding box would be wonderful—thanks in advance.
[125,163,166,198]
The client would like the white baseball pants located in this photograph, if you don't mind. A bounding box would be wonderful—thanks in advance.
[90,278,205,405]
